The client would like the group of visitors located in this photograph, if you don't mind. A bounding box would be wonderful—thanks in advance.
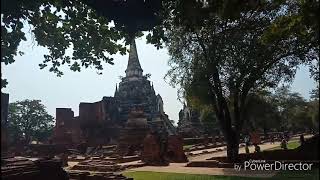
[244,132,305,154]
[243,132,303,153]
[243,134,261,154]
[277,133,305,150]
[273,132,290,150]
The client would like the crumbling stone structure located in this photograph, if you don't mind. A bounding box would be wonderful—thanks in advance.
[51,108,81,146]
[141,133,188,165]
[117,106,149,156]
[141,132,167,165]
[1,157,69,180]
[177,103,204,138]
[52,39,176,147]
[166,135,188,163]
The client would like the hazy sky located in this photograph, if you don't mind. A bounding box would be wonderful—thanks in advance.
[2,34,317,124]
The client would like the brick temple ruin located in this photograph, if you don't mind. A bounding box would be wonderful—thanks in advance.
[1,40,188,180]
[177,103,204,138]
[51,39,176,148]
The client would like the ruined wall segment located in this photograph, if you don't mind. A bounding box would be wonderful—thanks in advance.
[55,108,74,127]
[79,101,104,124]
[52,108,75,145]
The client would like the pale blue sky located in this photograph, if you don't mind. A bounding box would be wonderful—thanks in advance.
[2,34,317,124]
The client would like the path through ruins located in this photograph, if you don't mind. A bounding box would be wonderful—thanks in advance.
[124,135,313,178]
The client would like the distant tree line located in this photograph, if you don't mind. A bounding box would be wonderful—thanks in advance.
[199,86,319,136]
[7,99,54,145]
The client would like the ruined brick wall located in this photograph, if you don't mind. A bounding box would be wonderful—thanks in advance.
[55,108,74,128]
[102,96,119,123]
[79,101,104,124]
[79,101,109,146]
[52,108,75,144]
[70,116,82,144]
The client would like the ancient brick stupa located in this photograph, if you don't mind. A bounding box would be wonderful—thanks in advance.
[177,103,204,138]
[117,106,149,155]
[114,39,175,132]
[52,39,176,146]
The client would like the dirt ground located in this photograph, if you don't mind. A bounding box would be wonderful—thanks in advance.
[126,134,314,178]
[67,134,313,178]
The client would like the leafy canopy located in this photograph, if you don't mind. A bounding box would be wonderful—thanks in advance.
[2,0,317,89]
[160,0,318,160]
[8,99,54,144]
[272,86,318,132]
[1,0,128,77]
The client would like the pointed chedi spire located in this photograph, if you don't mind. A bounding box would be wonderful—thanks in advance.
[125,39,143,77]
[114,83,118,96]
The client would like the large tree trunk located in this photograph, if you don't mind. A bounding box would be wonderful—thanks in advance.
[25,135,31,145]
[213,101,242,162]
[224,129,240,162]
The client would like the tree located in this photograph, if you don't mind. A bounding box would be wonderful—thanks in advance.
[1,0,173,89]
[1,0,262,75]
[243,91,280,135]
[308,87,319,131]
[1,0,149,88]
[163,3,318,161]
[260,1,319,81]
[148,1,319,80]
[308,100,319,132]
[8,99,54,144]
[1,0,128,78]
[310,87,319,100]
[234,88,317,134]
[199,106,220,136]
[3,0,318,89]
[272,86,311,132]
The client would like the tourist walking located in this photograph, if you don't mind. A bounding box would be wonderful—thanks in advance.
[270,134,275,144]
[281,138,288,150]
[300,134,305,145]
[254,144,261,153]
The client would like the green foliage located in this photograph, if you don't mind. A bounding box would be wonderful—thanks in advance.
[261,1,319,81]
[1,0,127,77]
[243,91,280,133]
[309,87,319,130]
[2,0,318,78]
[147,0,275,46]
[199,107,220,135]
[2,1,318,92]
[270,86,319,132]
[237,88,319,133]
[310,87,319,100]
[159,1,318,160]
[1,78,8,88]
[307,99,319,131]
[8,99,54,144]
[267,140,300,151]
[273,168,319,180]
[164,4,314,131]
[144,73,151,79]
[124,169,320,180]
[147,1,319,81]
